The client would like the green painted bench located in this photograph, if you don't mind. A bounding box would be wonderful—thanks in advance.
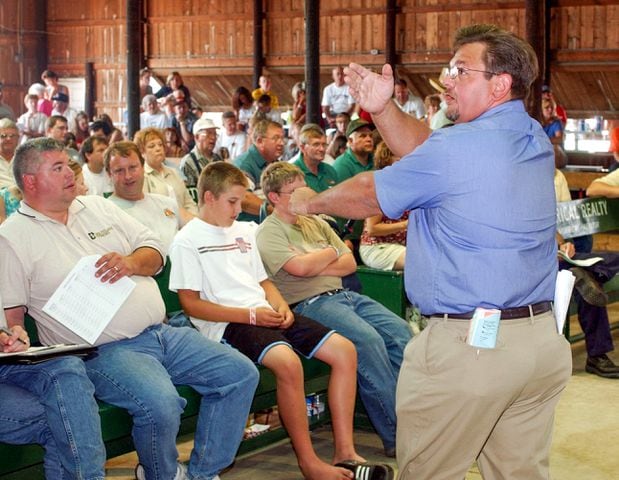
[0,261,332,479]
[356,266,407,319]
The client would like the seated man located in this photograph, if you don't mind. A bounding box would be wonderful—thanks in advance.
[233,119,284,221]
[179,118,222,193]
[214,111,247,162]
[256,162,413,458]
[168,162,392,480]
[79,135,112,196]
[1,301,106,480]
[332,119,376,256]
[105,141,183,250]
[0,138,259,480]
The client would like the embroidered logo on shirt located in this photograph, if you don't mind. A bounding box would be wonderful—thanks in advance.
[87,226,113,240]
[235,237,249,253]
[163,208,175,217]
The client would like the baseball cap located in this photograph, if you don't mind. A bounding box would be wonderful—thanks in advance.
[541,85,551,93]
[193,117,219,136]
[51,92,69,103]
[346,118,374,137]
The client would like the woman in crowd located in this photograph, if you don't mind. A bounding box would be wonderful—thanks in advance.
[291,81,306,125]
[359,142,408,271]
[164,127,186,157]
[133,127,197,223]
[232,86,254,131]
[155,71,191,107]
[41,70,69,101]
[423,94,441,126]
[73,111,90,147]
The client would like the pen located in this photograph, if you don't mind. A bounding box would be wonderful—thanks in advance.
[0,327,27,345]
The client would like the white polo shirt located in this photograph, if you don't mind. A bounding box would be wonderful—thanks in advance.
[0,196,166,346]
[107,193,180,251]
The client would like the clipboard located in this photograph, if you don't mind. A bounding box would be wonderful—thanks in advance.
[0,344,97,365]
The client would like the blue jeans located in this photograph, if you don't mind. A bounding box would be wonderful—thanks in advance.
[0,357,106,479]
[294,290,412,450]
[84,324,259,480]
[560,251,619,356]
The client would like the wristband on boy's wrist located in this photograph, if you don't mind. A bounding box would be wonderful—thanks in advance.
[249,307,257,326]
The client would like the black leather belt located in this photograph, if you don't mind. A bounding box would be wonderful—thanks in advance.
[429,301,553,320]
[290,289,345,310]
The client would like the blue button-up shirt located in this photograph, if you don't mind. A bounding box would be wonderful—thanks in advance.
[375,100,557,314]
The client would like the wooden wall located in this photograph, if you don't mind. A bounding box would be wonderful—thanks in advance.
[0,0,616,121]
[0,0,45,116]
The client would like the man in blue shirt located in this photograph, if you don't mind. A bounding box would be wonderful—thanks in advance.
[290,24,572,480]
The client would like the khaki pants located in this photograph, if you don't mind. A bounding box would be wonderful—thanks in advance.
[396,311,572,480]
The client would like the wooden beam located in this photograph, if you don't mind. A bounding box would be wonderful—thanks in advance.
[126,0,141,139]
[305,0,321,125]
[385,0,397,70]
[85,62,95,120]
[34,0,47,80]
[525,0,545,120]
[554,50,619,65]
[253,0,264,89]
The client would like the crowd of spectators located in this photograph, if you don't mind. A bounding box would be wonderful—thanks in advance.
[1,41,618,480]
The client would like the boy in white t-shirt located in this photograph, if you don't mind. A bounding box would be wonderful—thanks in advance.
[169,162,393,480]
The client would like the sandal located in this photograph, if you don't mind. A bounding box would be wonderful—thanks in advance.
[335,460,394,480]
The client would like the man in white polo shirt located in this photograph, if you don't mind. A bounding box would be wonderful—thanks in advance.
[106,141,181,250]
[0,137,258,480]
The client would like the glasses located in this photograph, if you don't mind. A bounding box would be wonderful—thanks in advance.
[0,133,18,139]
[266,135,284,143]
[278,191,294,196]
[445,65,498,80]
[307,142,327,149]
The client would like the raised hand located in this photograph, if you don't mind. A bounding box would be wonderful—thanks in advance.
[344,63,395,115]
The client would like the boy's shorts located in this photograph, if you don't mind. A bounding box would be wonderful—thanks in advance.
[222,314,335,364]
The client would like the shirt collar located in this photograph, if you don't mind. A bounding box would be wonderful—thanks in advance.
[18,197,86,224]
[249,144,267,168]
[144,163,170,178]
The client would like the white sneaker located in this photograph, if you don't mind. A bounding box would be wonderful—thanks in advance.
[134,462,187,480]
